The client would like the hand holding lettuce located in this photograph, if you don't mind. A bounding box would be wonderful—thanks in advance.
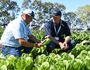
[41,38,51,45]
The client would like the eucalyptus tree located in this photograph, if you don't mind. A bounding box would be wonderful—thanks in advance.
[63,12,82,30]
[22,0,66,30]
[0,0,20,28]
[76,5,90,24]
[63,12,77,24]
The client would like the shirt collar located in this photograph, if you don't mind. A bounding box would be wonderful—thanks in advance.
[19,17,27,27]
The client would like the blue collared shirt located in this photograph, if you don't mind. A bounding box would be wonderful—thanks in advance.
[1,17,32,48]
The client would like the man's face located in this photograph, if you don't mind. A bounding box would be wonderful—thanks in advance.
[26,14,32,23]
[53,16,61,24]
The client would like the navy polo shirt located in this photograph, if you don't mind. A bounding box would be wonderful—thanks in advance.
[44,20,71,42]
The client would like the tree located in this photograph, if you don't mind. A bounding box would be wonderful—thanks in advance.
[76,5,90,24]
[63,12,77,29]
[0,0,20,28]
[22,0,66,30]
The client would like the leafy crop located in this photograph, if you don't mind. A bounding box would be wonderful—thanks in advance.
[0,30,90,70]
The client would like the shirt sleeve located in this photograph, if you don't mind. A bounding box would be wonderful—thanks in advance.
[44,23,51,36]
[64,22,71,36]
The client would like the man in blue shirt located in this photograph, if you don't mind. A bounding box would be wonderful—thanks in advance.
[44,10,76,53]
[1,9,42,56]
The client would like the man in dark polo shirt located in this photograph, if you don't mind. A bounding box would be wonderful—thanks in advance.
[44,10,75,53]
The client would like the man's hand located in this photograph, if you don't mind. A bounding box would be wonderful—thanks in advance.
[62,42,69,50]
[59,42,64,49]
[59,42,69,50]
[59,36,71,51]
[45,35,51,39]
[35,42,43,48]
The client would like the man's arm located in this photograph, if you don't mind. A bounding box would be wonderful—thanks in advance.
[64,36,71,44]
[45,35,64,47]
[64,22,71,36]
[61,22,72,50]
[45,35,59,44]
[28,35,40,43]
[46,35,71,50]
[48,35,71,50]
[17,38,35,48]
[17,38,42,48]
[59,36,71,50]
[44,23,51,36]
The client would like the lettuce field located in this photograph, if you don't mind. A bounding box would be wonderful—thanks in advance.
[0,29,90,70]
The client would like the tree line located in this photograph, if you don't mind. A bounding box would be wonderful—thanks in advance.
[0,0,90,29]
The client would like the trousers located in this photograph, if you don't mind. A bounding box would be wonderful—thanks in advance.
[0,39,35,57]
[46,40,76,53]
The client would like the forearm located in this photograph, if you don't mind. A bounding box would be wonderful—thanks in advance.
[50,36,71,45]
[18,38,35,48]
[64,36,71,43]
[45,35,60,44]
[50,36,59,44]
[28,35,40,43]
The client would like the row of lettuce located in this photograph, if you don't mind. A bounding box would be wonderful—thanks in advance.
[0,44,90,70]
[0,27,90,70]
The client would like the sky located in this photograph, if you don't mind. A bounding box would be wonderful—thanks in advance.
[42,0,90,12]
[14,0,90,12]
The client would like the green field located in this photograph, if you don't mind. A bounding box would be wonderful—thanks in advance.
[0,28,90,70]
